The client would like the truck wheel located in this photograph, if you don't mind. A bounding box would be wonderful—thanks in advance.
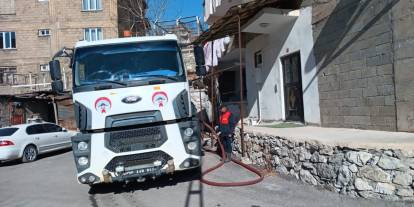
[22,145,38,163]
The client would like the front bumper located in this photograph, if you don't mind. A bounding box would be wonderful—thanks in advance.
[0,146,20,161]
[72,120,201,184]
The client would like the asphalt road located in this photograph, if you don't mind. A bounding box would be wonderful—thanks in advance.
[0,150,413,207]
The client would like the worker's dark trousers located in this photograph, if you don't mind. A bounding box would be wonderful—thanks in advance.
[220,135,233,153]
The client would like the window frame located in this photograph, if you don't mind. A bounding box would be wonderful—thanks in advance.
[84,28,103,42]
[0,31,16,49]
[38,29,51,37]
[82,0,102,11]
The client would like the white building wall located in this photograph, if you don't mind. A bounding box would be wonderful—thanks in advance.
[245,7,321,124]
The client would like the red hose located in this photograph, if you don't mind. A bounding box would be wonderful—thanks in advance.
[200,122,264,187]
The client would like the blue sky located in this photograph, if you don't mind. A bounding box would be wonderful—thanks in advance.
[162,0,204,21]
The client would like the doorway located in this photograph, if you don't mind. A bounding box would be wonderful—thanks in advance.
[282,52,304,122]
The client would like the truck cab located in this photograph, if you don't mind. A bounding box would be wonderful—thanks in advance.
[50,34,201,185]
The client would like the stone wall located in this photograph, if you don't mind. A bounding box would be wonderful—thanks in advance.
[234,131,414,201]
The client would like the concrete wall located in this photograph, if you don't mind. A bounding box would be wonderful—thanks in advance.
[245,7,321,124]
[311,0,398,131]
[392,0,414,132]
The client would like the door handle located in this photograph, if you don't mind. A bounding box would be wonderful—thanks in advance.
[35,137,40,140]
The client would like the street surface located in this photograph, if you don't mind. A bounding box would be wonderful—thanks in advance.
[0,150,412,207]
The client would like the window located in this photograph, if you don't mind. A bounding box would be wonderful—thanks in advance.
[82,0,102,11]
[26,125,46,135]
[0,127,18,136]
[84,28,103,41]
[0,32,16,49]
[254,50,263,68]
[0,66,16,85]
[43,124,62,133]
[38,29,50,37]
[40,64,50,72]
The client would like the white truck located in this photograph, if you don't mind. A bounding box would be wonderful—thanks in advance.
[49,35,203,185]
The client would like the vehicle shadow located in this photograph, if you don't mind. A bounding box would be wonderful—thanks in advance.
[0,148,72,167]
[88,168,201,195]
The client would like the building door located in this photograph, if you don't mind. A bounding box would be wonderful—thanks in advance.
[282,52,304,122]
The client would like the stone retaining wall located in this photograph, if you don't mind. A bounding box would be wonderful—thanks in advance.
[233,131,414,201]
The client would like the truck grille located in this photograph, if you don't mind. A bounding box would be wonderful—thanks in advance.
[105,151,172,172]
[105,126,167,153]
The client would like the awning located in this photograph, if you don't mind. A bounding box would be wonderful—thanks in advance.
[193,0,301,45]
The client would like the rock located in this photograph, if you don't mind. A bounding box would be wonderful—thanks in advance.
[367,155,380,166]
[272,156,281,166]
[305,142,319,153]
[311,153,327,163]
[300,169,318,185]
[377,155,408,171]
[302,162,317,175]
[406,158,414,170]
[349,164,359,173]
[396,188,414,197]
[290,169,299,179]
[298,151,312,162]
[320,146,334,156]
[276,148,289,157]
[316,163,337,180]
[395,150,414,159]
[328,153,344,165]
[337,165,352,186]
[274,139,282,147]
[374,183,395,195]
[346,151,372,166]
[281,157,295,169]
[275,165,288,174]
[358,191,381,199]
[358,166,391,183]
[393,172,413,186]
[354,178,373,191]
[384,150,394,157]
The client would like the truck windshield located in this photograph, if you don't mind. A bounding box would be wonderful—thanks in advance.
[74,41,185,87]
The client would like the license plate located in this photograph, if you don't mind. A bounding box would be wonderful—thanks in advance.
[135,167,157,175]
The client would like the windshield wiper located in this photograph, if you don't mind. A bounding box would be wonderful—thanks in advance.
[95,80,128,87]
[136,75,179,81]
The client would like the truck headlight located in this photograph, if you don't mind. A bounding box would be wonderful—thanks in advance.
[187,141,197,151]
[78,157,89,166]
[184,128,194,137]
[77,142,88,151]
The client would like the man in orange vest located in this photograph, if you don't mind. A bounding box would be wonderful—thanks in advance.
[218,105,236,162]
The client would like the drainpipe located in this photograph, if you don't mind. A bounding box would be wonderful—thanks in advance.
[238,15,246,157]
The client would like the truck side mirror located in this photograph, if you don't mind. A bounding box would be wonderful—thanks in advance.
[52,80,64,94]
[49,60,62,81]
[194,46,207,76]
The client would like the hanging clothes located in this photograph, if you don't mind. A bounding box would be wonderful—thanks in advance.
[203,36,231,72]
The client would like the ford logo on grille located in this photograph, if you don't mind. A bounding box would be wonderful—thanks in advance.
[122,96,142,104]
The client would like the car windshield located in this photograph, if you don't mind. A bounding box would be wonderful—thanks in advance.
[74,40,185,87]
[0,128,18,136]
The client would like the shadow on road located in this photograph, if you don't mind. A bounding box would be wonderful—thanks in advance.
[88,168,201,195]
[89,168,205,207]
[0,148,72,167]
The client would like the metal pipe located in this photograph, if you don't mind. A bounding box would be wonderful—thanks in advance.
[237,15,246,157]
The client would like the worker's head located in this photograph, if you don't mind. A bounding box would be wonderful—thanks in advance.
[220,105,228,113]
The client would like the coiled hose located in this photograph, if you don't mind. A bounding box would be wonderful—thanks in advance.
[200,122,264,187]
